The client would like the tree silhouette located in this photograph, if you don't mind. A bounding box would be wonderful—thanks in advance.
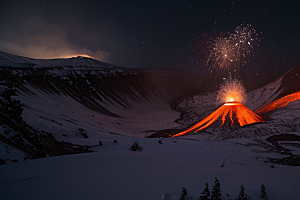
[211,178,221,200]
[129,141,143,151]
[237,185,250,200]
[260,184,267,199]
[180,187,188,200]
[199,182,210,200]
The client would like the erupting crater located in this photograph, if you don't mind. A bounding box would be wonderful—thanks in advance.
[172,101,264,137]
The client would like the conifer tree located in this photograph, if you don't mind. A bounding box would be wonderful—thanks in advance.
[237,185,250,200]
[211,178,221,200]
[260,184,267,199]
[180,187,188,200]
[199,182,210,200]
[129,141,143,151]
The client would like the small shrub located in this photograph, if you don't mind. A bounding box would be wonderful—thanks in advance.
[113,139,118,143]
[78,128,89,138]
[77,128,85,132]
[81,133,89,138]
[158,140,163,144]
[129,141,143,151]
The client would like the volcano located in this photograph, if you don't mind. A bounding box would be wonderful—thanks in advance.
[172,102,264,137]
[1,51,300,161]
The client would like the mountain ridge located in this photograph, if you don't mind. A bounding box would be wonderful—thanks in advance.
[0,52,299,163]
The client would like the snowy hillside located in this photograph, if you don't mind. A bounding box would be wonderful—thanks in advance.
[0,52,205,162]
[0,52,300,200]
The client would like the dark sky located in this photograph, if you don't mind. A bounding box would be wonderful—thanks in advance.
[0,0,299,88]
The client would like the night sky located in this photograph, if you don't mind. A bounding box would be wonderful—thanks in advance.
[0,0,299,89]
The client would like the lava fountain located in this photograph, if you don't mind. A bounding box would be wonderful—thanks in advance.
[172,78,264,137]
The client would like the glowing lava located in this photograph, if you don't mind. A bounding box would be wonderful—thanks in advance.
[257,91,300,114]
[172,102,264,137]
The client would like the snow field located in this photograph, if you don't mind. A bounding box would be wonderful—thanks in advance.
[1,136,299,200]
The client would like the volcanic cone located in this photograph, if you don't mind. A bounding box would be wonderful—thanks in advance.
[172,102,264,137]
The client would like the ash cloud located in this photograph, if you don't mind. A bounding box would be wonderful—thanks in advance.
[0,19,111,62]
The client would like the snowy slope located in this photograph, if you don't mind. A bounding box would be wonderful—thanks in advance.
[0,53,300,200]
[0,52,205,162]
[1,135,300,200]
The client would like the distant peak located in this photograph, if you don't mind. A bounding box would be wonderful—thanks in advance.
[62,54,95,59]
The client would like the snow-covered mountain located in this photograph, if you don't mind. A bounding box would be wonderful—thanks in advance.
[1,52,300,200]
[1,51,300,158]
[0,51,207,162]
[0,51,111,68]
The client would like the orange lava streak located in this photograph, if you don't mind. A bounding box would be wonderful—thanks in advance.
[220,107,229,128]
[229,108,234,127]
[257,92,300,114]
[172,102,264,137]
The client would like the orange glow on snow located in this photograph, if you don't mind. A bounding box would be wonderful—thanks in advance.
[172,102,264,137]
[257,91,300,114]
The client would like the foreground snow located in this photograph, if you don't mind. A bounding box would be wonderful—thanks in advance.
[1,135,299,200]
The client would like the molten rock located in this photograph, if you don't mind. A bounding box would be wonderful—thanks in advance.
[172,102,264,137]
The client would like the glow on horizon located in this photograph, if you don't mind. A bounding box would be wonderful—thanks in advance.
[57,54,95,59]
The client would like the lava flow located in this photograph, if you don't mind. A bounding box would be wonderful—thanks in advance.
[257,91,300,114]
[172,102,264,137]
